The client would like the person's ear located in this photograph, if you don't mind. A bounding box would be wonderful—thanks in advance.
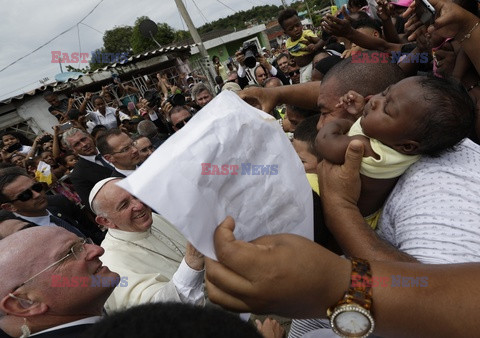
[103,154,114,164]
[1,203,16,213]
[0,294,47,317]
[393,140,419,155]
[95,215,117,229]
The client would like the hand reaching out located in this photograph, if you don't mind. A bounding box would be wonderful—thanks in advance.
[335,90,366,115]
[255,318,285,338]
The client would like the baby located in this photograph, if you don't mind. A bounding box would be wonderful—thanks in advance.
[278,8,324,83]
[316,76,475,227]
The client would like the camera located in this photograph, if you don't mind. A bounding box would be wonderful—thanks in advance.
[143,90,162,108]
[167,93,186,107]
[241,41,260,69]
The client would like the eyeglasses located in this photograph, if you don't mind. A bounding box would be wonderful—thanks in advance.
[110,142,135,155]
[7,182,44,203]
[289,70,300,77]
[12,237,93,290]
[174,116,192,130]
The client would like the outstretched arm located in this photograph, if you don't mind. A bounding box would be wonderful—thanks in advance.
[205,217,480,336]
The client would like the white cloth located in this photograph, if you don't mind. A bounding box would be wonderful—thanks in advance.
[377,138,480,264]
[118,91,314,260]
[100,213,204,313]
[88,107,129,129]
[18,145,32,156]
[30,316,101,336]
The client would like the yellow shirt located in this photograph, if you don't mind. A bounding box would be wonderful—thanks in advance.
[286,30,318,57]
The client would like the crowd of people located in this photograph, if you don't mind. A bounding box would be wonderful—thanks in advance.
[1,0,480,336]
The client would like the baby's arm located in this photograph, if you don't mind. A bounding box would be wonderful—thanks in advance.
[316,119,375,165]
[336,91,366,116]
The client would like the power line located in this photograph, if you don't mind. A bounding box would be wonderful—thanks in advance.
[215,0,237,14]
[79,22,104,35]
[190,0,209,25]
[0,0,105,74]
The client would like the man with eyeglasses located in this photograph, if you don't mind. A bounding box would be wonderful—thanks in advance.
[168,106,193,132]
[0,227,117,337]
[96,129,141,178]
[132,135,154,165]
[89,178,205,313]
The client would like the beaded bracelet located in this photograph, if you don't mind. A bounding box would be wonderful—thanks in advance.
[460,21,480,43]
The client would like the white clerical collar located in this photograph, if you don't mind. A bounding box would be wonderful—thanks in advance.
[30,316,102,336]
[108,227,151,241]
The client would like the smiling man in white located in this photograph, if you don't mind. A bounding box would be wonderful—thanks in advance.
[89,177,205,313]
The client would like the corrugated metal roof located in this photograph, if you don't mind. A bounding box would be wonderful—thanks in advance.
[1,44,194,105]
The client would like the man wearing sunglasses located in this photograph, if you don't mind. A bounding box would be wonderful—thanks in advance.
[0,167,101,240]
[169,106,193,132]
[0,227,117,337]
[97,129,141,178]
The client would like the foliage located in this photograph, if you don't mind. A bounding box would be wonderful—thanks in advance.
[197,5,283,34]
[103,26,133,54]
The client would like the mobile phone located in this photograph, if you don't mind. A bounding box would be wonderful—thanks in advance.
[416,0,436,25]
[6,142,22,153]
[58,121,73,132]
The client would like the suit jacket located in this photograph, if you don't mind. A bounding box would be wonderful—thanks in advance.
[33,324,93,338]
[111,169,126,178]
[47,195,106,244]
[68,157,112,207]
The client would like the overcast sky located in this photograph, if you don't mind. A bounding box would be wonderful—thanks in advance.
[0,0,285,101]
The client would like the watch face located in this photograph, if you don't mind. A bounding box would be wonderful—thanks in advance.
[334,311,372,336]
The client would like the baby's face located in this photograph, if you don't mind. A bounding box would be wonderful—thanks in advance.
[360,77,426,151]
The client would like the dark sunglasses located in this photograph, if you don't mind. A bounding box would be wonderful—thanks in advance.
[174,116,192,130]
[8,182,44,203]
[289,70,300,77]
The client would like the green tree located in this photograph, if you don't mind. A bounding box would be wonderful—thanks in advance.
[103,26,133,54]
[88,47,110,72]
[174,30,191,42]
[65,65,90,73]
[130,16,175,54]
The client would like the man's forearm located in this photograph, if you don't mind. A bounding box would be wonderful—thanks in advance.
[322,199,417,262]
[274,81,321,109]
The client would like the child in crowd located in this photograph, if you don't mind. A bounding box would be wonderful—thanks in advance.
[292,115,321,195]
[316,76,475,228]
[57,151,78,174]
[278,8,324,83]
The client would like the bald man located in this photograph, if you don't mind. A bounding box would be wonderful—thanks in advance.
[0,227,116,337]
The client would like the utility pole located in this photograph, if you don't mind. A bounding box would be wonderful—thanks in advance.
[304,0,314,25]
[174,0,216,83]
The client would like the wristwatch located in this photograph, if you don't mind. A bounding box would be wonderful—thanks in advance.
[327,257,375,338]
